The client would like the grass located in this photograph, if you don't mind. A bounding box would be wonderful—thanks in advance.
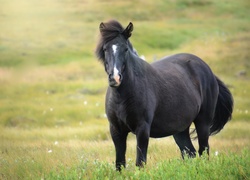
[45,151,249,179]
[0,0,250,179]
[1,125,249,179]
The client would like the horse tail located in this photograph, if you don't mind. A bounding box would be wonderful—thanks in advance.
[209,77,233,136]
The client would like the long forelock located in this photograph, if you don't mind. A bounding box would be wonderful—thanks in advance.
[100,20,125,43]
[95,20,125,63]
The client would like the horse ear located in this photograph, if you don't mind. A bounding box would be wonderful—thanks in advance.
[123,22,133,39]
[99,22,105,32]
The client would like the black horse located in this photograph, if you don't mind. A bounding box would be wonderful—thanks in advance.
[95,20,233,171]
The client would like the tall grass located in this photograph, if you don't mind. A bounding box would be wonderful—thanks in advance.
[1,143,249,179]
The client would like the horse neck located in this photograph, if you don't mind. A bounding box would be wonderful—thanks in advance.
[113,53,155,96]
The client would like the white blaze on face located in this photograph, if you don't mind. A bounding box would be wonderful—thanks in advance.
[112,45,120,85]
[113,65,120,85]
[112,44,117,55]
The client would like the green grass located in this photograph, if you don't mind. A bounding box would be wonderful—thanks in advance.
[45,151,249,180]
[0,0,250,179]
[0,127,249,179]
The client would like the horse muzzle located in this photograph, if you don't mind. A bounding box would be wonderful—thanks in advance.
[108,73,122,87]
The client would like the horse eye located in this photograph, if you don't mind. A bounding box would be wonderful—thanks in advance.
[103,47,107,52]
[125,48,128,52]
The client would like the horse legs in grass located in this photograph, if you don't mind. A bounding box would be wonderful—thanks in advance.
[110,125,128,171]
[173,127,196,158]
[194,119,210,156]
[135,123,150,167]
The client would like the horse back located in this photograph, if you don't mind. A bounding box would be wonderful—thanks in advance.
[152,53,217,94]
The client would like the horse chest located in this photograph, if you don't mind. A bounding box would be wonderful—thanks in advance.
[110,101,141,133]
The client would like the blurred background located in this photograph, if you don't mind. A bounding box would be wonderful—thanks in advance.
[0,0,249,178]
[1,0,249,128]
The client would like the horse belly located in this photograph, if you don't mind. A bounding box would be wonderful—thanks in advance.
[150,121,182,138]
[150,105,198,138]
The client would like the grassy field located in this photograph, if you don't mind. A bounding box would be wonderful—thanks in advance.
[0,0,250,179]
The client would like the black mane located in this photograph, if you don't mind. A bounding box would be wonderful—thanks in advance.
[95,20,125,62]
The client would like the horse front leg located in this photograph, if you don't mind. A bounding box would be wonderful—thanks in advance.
[110,124,128,171]
[135,123,150,167]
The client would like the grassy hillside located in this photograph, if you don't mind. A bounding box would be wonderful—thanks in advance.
[0,0,250,179]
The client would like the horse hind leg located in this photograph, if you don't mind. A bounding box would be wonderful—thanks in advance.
[194,115,210,156]
[173,127,196,158]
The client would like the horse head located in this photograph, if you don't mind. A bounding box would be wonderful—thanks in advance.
[96,20,134,87]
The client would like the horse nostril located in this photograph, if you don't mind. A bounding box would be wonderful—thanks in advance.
[119,73,122,81]
[109,74,113,80]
